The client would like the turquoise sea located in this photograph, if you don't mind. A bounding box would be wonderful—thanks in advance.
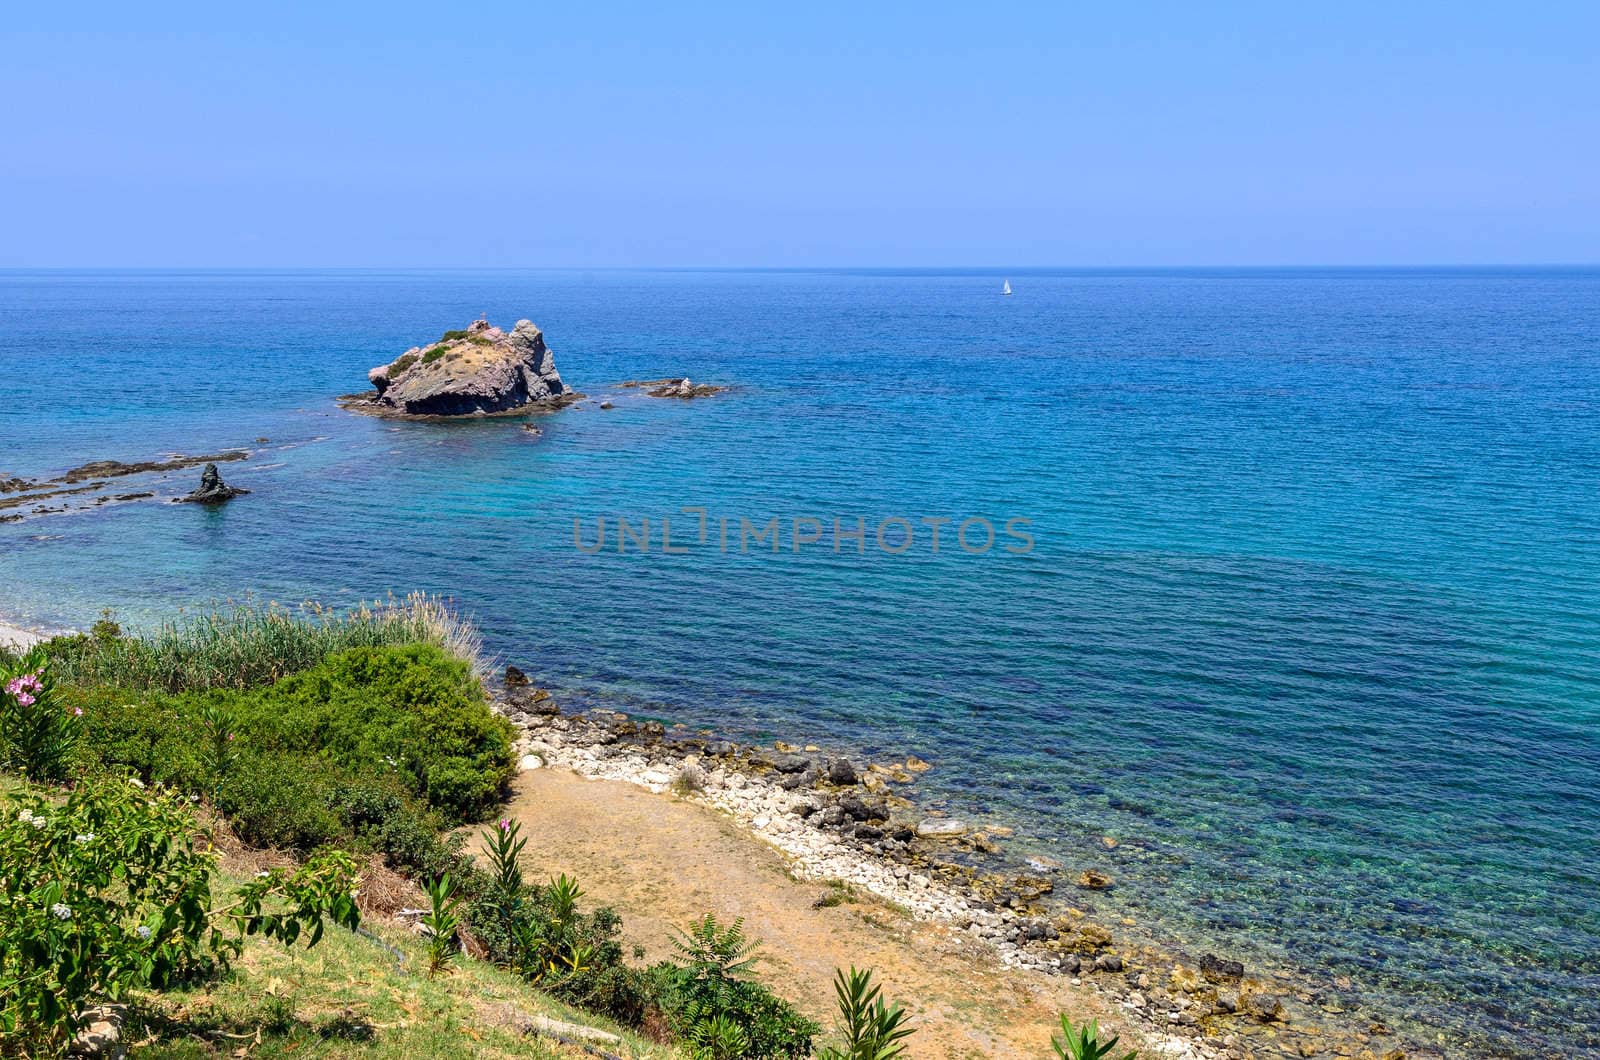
[2,268,1598,1056]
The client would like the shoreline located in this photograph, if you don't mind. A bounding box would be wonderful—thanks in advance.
[491,676,1428,1060]
[0,619,47,653]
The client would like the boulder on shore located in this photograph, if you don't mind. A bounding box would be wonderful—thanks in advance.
[349,319,575,418]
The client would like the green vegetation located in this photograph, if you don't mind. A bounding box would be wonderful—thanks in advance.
[815,968,913,1060]
[0,777,357,1055]
[439,329,470,342]
[1051,1014,1138,1060]
[388,351,419,376]
[46,594,484,692]
[118,868,673,1059]
[650,914,818,1058]
[1,650,78,781]
[2,598,1137,1058]
[421,344,449,364]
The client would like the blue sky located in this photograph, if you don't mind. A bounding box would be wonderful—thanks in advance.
[3,2,1596,266]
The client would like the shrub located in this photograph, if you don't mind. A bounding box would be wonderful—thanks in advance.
[467,821,650,1026]
[815,967,914,1060]
[45,594,484,693]
[221,643,514,823]
[1051,1015,1137,1060]
[439,329,469,342]
[389,352,419,376]
[1,650,80,782]
[650,914,817,1059]
[0,777,359,1054]
[422,874,463,978]
[421,344,449,364]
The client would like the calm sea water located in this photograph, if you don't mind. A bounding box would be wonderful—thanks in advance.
[3,268,1598,1056]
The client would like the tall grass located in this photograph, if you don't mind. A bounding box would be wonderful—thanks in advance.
[52,593,486,692]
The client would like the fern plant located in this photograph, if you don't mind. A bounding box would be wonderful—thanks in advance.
[815,966,915,1060]
[1050,1015,1137,1060]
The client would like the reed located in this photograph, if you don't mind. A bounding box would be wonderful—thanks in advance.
[53,593,486,692]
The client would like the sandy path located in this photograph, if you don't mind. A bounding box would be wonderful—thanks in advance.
[495,767,1154,1059]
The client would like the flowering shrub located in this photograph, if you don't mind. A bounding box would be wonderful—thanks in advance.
[0,650,80,782]
[0,776,360,1055]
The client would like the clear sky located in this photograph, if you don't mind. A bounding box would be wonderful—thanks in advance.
[3,2,1597,267]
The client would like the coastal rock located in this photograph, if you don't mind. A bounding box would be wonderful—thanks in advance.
[1200,953,1245,982]
[175,463,250,504]
[1075,870,1113,890]
[916,818,968,838]
[827,759,859,786]
[622,377,727,399]
[504,665,530,689]
[351,319,574,418]
[768,752,812,774]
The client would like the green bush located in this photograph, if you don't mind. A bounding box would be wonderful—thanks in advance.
[67,644,508,862]
[221,643,513,822]
[421,344,449,364]
[468,821,651,1026]
[815,967,914,1060]
[2,650,80,782]
[649,915,816,1059]
[1051,1015,1137,1060]
[0,777,359,1055]
[439,329,469,342]
[389,352,419,376]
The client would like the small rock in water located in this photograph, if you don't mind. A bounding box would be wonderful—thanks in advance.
[827,759,859,785]
[504,665,530,689]
[904,755,932,773]
[916,818,968,838]
[1200,952,1245,982]
[175,463,250,505]
[1076,870,1114,890]
[1026,855,1063,873]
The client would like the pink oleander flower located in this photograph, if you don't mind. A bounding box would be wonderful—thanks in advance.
[227,732,235,741]
[498,818,511,832]
[3,678,19,696]
[71,707,84,717]
[16,692,35,707]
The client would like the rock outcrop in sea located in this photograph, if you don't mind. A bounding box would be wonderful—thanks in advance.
[175,462,249,504]
[350,319,575,417]
[621,377,727,399]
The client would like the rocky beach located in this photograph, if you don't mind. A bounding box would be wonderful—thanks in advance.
[490,669,1428,1060]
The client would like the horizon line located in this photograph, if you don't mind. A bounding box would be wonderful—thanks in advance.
[2,262,1598,273]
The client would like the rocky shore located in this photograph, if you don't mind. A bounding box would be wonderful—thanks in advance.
[491,670,1426,1060]
[0,450,252,523]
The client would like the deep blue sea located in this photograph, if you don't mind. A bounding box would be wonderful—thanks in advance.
[3,268,1598,1056]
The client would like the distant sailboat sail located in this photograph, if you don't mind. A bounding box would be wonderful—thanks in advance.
[1002,279,1013,296]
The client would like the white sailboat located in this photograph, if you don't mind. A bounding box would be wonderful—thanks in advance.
[1002,279,1013,296]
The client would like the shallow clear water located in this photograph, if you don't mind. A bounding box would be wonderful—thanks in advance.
[3,268,1598,1056]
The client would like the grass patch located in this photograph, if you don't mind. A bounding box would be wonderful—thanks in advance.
[421,345,449,365]
[46,594,485,693]
[123,872,674,1059]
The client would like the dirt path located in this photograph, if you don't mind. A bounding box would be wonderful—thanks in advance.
[495,767,1159,1059]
